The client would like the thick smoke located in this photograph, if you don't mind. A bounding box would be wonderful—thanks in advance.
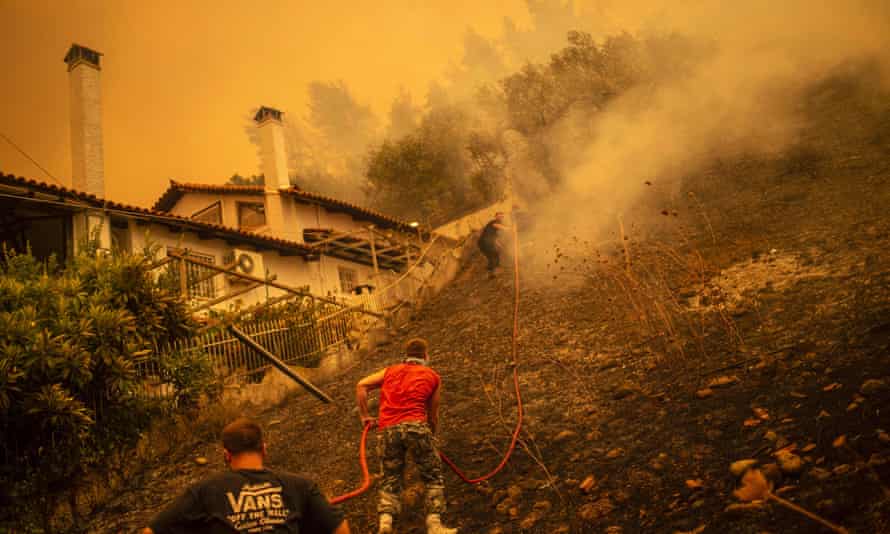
[520,0,890,252]
[243,0,889,239]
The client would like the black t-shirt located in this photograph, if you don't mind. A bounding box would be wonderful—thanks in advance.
[148,469,344,534]
[479,220,501,244]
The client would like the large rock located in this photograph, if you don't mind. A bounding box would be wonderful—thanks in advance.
[533,500,552,515]
[860,379,888,396]
[606,448,626,459]
[578,497,614,521]
[579,475,597,493]
[708,375,740,388]
[554,429,578,442]
[730,459,758,476]
[612,382,637,399]
[519,513,540,530]
[776,451,803,474]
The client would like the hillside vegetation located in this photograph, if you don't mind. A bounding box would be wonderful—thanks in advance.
[88,68,890,533]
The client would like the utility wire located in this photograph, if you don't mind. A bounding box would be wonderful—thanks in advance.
[0,131,66,188]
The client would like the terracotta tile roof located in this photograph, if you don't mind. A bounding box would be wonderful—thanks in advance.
[281,187,422,233]
[0,173,314,256]
[151,180,264,211]
[152,179,423,232]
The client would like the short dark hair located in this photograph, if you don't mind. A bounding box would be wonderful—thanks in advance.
[405,338,428,358]
[221,418,263,454]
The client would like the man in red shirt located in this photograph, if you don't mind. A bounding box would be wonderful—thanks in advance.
[356,338,457,534]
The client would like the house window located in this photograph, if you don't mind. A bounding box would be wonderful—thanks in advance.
[338,267,357,294]
[237,202,266,231]
[191,201,222,225]
[167,247,217,299]
[110,217,131,253]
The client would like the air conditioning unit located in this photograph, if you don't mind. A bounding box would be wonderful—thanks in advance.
[226,248,264,282]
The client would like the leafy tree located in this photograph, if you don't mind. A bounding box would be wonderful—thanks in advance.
[387,86,420,140]
[307,80,379,155]
[466,130,507,204]
[492,30,704,193]
[226,173,265,186]
[0,241,212,531]
[366,105,504,225]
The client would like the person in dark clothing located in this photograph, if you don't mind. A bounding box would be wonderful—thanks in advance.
[478,212,509,277]
[142,418,350,534]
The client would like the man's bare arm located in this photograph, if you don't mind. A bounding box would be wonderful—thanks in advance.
[356,369,386,425]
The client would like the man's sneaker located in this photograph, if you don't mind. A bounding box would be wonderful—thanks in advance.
[378,513,394,534]
[426,513,457,534]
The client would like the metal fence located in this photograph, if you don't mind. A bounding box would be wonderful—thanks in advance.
[137,235,465,401]
[135,309,355,399]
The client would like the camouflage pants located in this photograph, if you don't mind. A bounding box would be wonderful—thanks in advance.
[377,421,447,516]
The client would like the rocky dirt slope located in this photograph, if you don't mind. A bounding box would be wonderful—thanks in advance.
[88,70,890,534]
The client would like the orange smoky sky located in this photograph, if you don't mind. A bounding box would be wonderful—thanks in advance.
[0,0,530,207]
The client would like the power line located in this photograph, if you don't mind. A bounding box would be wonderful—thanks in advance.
[0,132,66,188]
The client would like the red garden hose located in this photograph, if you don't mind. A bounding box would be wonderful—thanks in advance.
[329,422,372,505]
[330,210,524,502]
[438,215,523,483]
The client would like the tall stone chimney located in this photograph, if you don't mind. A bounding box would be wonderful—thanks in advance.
[253,106,295,238]
[254,106,290,191]
[64,44,105,198]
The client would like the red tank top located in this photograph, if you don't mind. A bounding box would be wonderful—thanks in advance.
[378,363,441,430]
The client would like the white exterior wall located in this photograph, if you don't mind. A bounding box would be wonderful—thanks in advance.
[167,192,385,243]
[148,192,413,306]
[125,219,392,310]
[166,193,268,232]
[312,254,378,298]
[166,193,222,219]
[129,222,227,266]
[290,202,367,240]
[127,222,316,310]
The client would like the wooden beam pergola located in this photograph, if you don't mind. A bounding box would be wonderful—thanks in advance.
[302,227,422,272]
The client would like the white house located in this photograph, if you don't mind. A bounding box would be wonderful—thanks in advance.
[0,44,429,312]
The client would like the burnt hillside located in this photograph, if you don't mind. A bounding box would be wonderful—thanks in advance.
[89,71,890,534]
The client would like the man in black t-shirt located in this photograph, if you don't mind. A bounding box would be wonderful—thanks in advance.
[478,212,509,278]
[142,418,349,534]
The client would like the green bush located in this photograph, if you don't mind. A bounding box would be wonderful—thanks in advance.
[153,345,220,408]
[0,243,205,531]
